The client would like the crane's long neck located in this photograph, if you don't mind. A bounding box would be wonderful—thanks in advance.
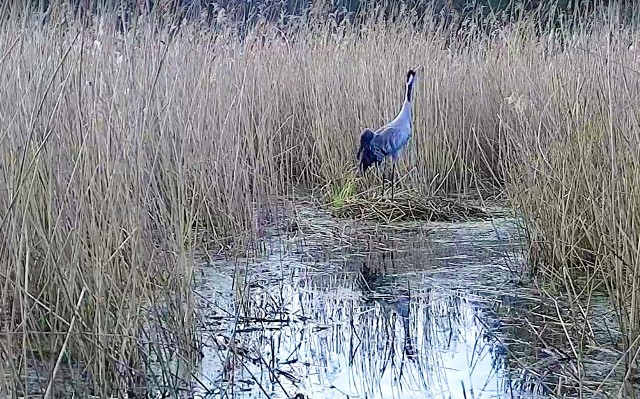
[405,77,414,103]
[392,79,414,127]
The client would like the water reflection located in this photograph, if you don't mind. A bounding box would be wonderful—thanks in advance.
[192,213,546,398]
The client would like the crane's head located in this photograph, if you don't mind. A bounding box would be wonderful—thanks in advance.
[406,70,416,86]
[405,68,420,103]
[406,66,422,86]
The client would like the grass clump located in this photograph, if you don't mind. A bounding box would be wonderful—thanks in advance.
[330,189,490,222]
[2,0,640,396]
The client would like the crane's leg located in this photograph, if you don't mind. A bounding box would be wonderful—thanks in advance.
[380,163,385,198]
[391,161,396,200]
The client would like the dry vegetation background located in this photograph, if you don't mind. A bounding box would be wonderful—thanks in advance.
[1,0,640,396]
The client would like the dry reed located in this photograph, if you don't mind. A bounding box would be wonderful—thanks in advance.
[0,1,639,395]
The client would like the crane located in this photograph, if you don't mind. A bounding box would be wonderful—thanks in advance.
[357,68,418,200]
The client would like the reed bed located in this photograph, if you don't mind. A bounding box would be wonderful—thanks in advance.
[330,190,490,222]
[0,1,639,395]
[500,18,640,395]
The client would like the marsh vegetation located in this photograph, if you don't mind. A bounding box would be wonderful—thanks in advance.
[1,0,640,397]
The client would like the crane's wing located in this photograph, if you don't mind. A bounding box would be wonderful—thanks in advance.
[358,125,410,173]
[371,125,409,158]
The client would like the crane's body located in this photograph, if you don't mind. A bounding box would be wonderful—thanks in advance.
[357,69,417,199]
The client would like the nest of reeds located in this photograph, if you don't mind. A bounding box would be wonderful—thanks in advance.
[331,192,490,222]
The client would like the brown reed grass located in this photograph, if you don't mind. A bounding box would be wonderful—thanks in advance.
[1,1,640,395]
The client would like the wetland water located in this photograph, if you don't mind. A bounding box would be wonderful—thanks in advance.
[191,203,550,399]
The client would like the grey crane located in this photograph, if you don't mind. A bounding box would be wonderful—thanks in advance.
[357,68,418,199]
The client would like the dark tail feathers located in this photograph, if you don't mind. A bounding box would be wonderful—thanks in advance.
[357,129,377,173]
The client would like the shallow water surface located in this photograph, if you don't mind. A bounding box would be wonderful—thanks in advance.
[192,205,548,398]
